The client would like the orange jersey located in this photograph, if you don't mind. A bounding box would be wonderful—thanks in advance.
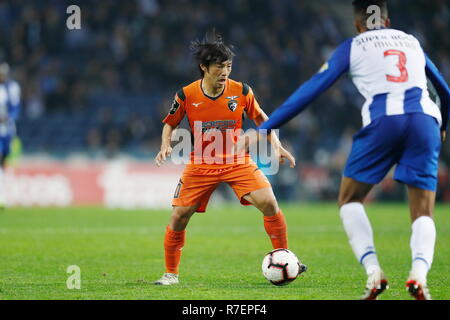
[163,79,263,166]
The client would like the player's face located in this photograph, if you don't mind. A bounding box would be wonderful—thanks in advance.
[203,60,232,89]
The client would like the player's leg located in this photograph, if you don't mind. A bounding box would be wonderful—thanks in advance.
[154,204,200,285]
[405,186,435,300]
[243,187,279,216]
[339,177,388,300]
[339,177,382,274]
[338,176,374,206]
[242,187,288,249]
[393,113,441,300]
[168,203,199,231]
[155,166,218,285]
[339,117,407,299]
[339,177,378,272]
[225,163,288,250]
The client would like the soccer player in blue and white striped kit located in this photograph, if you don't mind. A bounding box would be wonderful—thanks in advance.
[258,0,449,300]
[0,62,21,208]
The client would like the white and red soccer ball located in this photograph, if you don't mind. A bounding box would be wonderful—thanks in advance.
[262,249,307,286]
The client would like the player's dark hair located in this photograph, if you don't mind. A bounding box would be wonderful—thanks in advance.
[352,0,388,28]
[190,32,235,77]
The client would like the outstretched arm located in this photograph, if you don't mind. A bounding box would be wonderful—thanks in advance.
[253,111,296,168]
[258,38,352,131]
[425,53,450,141]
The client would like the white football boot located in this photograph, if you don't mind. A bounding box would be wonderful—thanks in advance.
[406,271,431,300]
[360,268,389,300]
[153,273,179,286]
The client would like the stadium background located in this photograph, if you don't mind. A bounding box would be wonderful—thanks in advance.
[1,0,449,207]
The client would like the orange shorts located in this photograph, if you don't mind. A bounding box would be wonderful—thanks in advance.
[172,162,271,213]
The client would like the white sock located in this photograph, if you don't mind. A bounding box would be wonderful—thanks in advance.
[340,202,380,275]
[410,216,436,283]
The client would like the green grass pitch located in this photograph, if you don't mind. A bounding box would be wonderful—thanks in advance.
[0,203,449,300]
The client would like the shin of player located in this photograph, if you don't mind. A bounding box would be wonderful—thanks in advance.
[263,210,288,250]
[242,187,288,250]
[338,179,385,298]
[407,187,436,299]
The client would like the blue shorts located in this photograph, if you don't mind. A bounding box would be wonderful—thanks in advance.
[343,113,441,191]
[0,136,12,158]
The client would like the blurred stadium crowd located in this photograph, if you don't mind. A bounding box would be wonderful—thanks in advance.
[0,0,449,201]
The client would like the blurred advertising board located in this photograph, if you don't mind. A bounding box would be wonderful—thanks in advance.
[4,161,183,208]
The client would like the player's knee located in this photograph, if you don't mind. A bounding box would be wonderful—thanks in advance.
[171,206,196,222]
[338,178,372,208]
[338,197,347,208]
[259,197,279,216]
[338,194,363,208]
[411,209,434,221]
[337,193,349,207]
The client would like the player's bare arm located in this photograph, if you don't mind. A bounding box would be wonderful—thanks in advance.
[253,111,296,168]
[155,123,175,167]
[234,111,296,168]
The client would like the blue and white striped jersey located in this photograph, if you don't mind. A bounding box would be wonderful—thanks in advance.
[259,28,450,132]
[0,80,21,137]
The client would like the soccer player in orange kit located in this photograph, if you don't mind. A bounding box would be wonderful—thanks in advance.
[154,33,304,285]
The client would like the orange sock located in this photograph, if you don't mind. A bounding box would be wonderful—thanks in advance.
[164,225,186,274]
[264,210,288,249]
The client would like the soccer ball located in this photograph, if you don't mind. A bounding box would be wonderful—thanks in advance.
[262,249,307,286]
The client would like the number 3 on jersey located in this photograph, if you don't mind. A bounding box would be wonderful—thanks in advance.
[384,49,409,83]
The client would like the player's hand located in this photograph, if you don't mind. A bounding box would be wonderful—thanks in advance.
[441,130,447,143]
[275,146,296,168]
[155,145,173,167]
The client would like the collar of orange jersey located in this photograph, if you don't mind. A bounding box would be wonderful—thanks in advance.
[199,79,227,101]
